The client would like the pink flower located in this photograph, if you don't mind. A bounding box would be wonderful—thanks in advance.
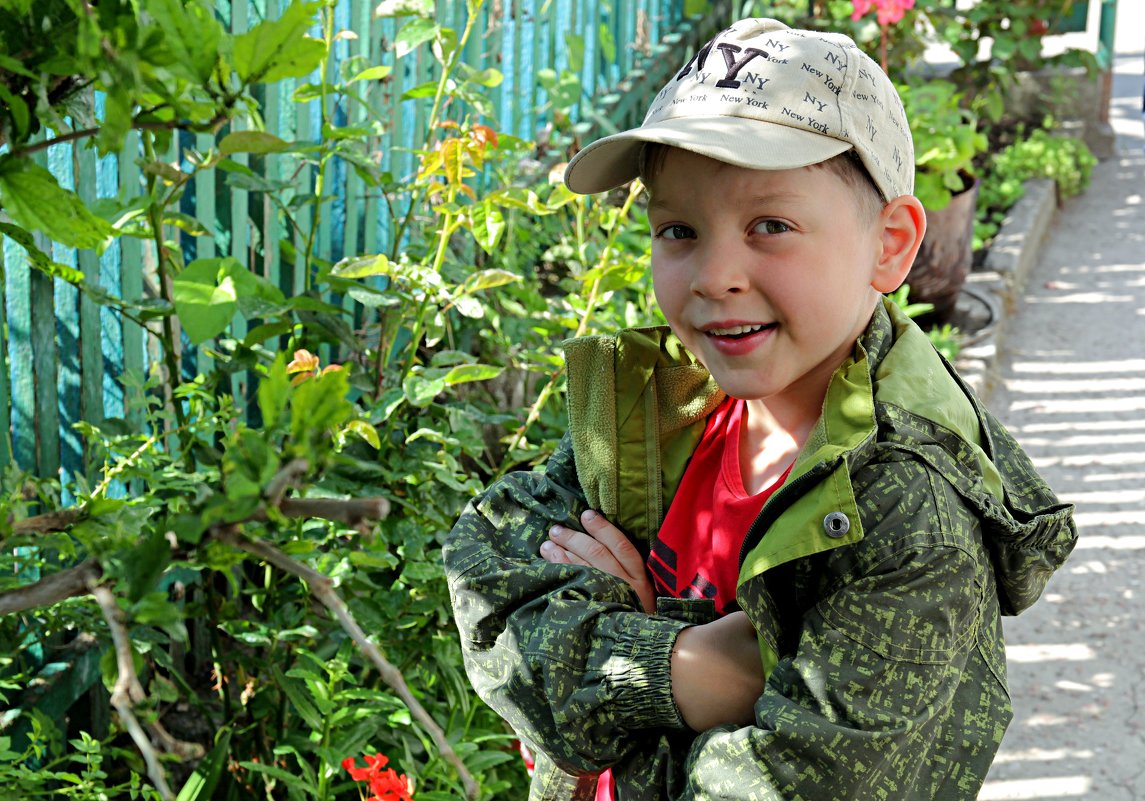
[852,0,915,25]
[851,0,874,21]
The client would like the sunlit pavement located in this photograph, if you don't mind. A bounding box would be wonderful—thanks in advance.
[978,8,1145,800]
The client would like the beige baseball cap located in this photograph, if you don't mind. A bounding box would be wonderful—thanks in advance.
[564,18,914,202]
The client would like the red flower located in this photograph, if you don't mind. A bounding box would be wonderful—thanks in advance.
[343,753,414,801]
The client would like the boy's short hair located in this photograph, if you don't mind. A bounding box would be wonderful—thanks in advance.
[638,143,884,222]
[566,18,914,204]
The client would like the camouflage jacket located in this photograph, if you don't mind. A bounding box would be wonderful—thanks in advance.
[444,299,1076,800]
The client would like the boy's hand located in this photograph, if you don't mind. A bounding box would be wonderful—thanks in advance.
[671,612,765,731]
[541,510,656,614]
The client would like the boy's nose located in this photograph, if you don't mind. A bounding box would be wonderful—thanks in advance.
[690,248,749,298]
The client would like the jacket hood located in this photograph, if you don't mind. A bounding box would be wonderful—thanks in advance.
[869,300,1076,615]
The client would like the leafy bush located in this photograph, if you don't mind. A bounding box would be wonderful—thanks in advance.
[0,1,657,799]
[974,124,1096,248]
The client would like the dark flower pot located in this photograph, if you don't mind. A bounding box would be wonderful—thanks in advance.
[909,179,979,325]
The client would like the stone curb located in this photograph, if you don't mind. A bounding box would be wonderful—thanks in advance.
[953,178,1058,401]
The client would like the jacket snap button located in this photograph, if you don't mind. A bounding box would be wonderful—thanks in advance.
[823,512,850,538]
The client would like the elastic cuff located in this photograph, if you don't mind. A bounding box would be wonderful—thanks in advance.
[606,614,691,730]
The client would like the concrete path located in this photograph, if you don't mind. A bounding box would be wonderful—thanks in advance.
[979,5,1145,800]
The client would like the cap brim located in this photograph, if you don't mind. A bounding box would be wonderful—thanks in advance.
[564,117,853,195]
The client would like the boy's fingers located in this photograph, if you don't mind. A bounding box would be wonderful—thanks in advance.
[580,510,644,577]
[540,540,587,567]
[548,525,617,570]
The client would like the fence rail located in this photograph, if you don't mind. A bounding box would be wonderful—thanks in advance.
[1,0,730,490]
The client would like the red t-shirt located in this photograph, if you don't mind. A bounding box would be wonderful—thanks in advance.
[648,394,791,614]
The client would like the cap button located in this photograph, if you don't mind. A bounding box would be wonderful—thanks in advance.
[823,512,850,538]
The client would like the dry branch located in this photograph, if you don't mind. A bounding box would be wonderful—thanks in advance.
[216,528,480,800]
[279,496,391,525]
[0,559,100,616]
[9,508,82,534]
[89,580,175,801]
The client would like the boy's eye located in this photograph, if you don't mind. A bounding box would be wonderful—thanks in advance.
[658,224,696,241]
[753,219,791,235]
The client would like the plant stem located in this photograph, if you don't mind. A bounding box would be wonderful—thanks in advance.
[141,132,190,456]
[499,182,643,463]
[389,3,481,257]
[303,5,337,292]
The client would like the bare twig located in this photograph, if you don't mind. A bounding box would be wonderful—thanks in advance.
[265,458,311,507]
[88,580,174,801]
[216,528,480,800]
[9,508,81,535]
[0,559,100,616]
[279,497,390,525]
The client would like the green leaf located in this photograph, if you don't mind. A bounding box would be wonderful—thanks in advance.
[565,33,586,73]
[375,0,434,17]
[233,1,327,84]
[0,85,30,141]
[465,66,504,88]
[271,667,324,731]
[176,729,233,801]
[237,760,316,791]
[402,373,445,407]
[991,37,1015,61]
[0,160,113,250]
[291,82,325,102]
[149,0,224,84]
[172,258,241,344]
[344,419,381,449]
[400,81,438,100]
[463,268,519,294]
[348,65,393,84]
[259,353,292,429]
[452,295,485,319]
[0,222,85,283]
[599,23,616,63]
[469,201,506,254]
[291,368,354,452]
[219,131,292,155]
[331,253,391,278]
[125,529,173,603]
[395,18,440,59]
[443,363,503,385]
[165,212,211,237]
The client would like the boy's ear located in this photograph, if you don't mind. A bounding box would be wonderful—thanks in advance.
[870,195,927,294]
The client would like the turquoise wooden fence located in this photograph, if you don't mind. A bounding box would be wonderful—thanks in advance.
[0,0,732,494]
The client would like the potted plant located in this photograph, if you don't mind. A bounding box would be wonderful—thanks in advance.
[897,79,988,323]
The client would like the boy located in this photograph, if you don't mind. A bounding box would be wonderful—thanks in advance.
[444,18,1076,801]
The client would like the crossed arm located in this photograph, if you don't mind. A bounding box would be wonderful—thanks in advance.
[542,510,764,731]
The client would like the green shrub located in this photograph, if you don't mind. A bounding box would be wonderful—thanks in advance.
[975,125,1097,248]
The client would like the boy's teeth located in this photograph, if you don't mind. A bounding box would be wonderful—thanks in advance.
[709,324,764,336]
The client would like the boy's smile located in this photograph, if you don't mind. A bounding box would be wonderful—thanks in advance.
[647,148,891,428]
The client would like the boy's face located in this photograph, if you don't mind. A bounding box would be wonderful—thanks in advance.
[648,148,886,414]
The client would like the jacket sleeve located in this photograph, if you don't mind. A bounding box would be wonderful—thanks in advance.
[655,458,1000,800]
[444,433,693,775]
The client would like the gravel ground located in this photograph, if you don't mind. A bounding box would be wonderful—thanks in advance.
[978,8,1145,800]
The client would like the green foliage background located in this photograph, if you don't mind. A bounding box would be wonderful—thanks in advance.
[0,1,659,798]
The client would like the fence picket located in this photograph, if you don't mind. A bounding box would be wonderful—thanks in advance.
[0,241,11,467]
